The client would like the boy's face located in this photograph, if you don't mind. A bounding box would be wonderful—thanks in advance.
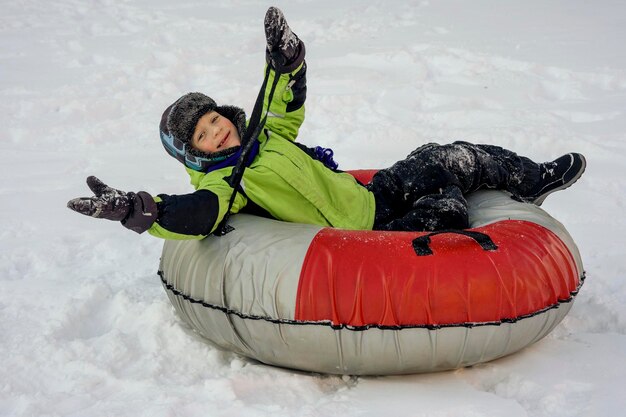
[191,111,241,154]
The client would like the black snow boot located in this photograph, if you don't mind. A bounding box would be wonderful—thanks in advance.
[518,153,586,205]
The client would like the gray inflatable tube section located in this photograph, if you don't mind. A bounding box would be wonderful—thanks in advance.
[158,190,584,375]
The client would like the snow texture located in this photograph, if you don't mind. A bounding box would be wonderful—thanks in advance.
[1,1,625,416]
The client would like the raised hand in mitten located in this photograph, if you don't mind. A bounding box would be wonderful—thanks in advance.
[264,7,305,72]
[67,176,157,233]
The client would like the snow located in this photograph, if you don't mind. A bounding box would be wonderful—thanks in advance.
[1,0,625,415]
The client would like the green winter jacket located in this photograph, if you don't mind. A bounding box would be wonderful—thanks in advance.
[148,63,376,240]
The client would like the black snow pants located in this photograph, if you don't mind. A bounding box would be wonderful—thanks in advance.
[366,141,539,231]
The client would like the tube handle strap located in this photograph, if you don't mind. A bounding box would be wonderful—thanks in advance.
[412,230,498,256]
[213,65,282,236]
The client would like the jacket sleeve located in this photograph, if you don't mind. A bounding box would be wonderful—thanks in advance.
[263,61,307,142]
[147,171,248,240]
[146,190,219,240]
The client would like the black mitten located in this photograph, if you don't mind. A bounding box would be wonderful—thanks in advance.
[67,176,157,233]
[264,7,305,72]
[68,176,132,220]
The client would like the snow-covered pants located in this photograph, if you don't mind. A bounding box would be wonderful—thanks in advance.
[367,141,539,231]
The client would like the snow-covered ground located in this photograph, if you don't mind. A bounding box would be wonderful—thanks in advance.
[2,0,625,415]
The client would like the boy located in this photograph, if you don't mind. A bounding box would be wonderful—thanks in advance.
[68,7,586,238]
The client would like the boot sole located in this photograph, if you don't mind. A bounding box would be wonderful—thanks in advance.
[532,154,587,206]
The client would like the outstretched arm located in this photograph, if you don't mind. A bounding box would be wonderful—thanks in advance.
[67,176,235,240]
[262,7,307,141]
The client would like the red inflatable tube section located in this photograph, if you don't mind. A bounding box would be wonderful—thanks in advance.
[348,169,377,185]
[295,219,580,329]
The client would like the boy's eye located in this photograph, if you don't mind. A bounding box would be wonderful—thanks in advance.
[198,133,205,141]
[212,116,219,123]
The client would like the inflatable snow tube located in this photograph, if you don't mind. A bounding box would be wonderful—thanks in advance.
[158,170,584,375]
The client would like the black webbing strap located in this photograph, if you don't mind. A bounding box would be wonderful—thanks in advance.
[213,65,283,236]
[412,230,498,256]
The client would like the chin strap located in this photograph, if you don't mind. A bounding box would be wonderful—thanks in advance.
[213,65,282,236]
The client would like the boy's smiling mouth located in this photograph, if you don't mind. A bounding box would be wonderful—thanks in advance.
[217,131,230,149]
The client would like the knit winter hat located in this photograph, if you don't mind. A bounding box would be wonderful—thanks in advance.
[160,92,248,170]
[163,92,216,147]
